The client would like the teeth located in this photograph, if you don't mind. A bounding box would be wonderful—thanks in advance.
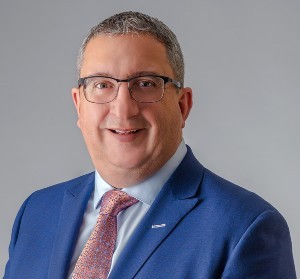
[114,129,139,135]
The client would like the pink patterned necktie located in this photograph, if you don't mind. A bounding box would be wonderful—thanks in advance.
[72,190,138,279]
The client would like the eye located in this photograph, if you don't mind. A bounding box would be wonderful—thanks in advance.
[132,76,164,88]
[138,80,155,88]
[94,81,113,89]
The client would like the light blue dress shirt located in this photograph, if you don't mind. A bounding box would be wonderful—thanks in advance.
[68,141,187,278]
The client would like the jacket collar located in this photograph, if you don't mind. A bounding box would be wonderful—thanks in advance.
[47,173,95,279]
[109,146,204,279]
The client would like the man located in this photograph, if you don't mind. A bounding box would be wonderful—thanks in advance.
[4,11,296,279]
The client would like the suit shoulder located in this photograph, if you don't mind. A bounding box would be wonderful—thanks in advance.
[194,168,291,253]
[200,168,276,215]
[32,172,94,195]
[25,172,94,207]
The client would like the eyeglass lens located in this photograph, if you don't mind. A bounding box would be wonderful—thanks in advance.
[83,76,165,103]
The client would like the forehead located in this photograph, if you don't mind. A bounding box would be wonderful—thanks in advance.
[81,34,174,78]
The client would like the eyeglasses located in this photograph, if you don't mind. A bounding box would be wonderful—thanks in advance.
[78,75,182,104]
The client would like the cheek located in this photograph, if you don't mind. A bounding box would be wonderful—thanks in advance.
[79,105,108,132]
[150,105,182,137]
[165,106,184,137]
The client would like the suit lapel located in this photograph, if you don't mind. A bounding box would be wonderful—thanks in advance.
[109,147,204,279]
[47,173,95,279]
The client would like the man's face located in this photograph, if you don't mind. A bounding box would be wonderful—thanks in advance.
[72,34,192,187]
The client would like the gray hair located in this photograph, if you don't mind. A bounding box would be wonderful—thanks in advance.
[77,11,185,83]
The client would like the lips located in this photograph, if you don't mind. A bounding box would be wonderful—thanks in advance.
[110,129,141,135]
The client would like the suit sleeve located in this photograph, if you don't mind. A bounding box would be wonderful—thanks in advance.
[221,209,297,279]
[4,195,32,279]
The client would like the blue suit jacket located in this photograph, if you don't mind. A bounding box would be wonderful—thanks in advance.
[4,147,296,278]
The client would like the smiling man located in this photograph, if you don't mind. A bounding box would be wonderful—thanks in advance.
[4,11,296,279]
[72,34,191,188]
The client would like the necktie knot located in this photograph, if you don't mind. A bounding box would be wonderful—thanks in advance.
[100,190,138,216]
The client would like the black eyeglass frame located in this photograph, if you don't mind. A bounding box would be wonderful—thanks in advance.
[77,74,182,104]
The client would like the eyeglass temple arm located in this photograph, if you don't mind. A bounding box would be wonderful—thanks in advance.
[162,77,182,89]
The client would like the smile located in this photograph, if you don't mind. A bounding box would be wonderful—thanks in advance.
[110,129,141,135]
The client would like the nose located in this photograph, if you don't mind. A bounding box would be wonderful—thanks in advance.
[110,82,140,119]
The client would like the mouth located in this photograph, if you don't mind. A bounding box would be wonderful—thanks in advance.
[109,129,142,135]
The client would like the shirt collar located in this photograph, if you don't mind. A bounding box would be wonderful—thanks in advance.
[93,140,187,209]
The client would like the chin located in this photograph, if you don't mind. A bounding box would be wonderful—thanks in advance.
[112,157,147,170]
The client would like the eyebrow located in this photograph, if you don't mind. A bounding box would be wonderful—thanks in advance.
[85,70,164,79]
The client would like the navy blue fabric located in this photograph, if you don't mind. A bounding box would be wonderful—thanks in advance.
[4,147,296,278]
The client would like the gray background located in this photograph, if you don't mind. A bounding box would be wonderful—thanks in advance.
[0,0,299,275]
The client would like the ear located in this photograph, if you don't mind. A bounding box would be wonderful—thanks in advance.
[178,87,193,128]
[72,87,81,128]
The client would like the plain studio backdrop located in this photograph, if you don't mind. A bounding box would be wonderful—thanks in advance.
[0,1,299,276]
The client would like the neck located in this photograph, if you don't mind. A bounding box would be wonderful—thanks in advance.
[97,160,166,188]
